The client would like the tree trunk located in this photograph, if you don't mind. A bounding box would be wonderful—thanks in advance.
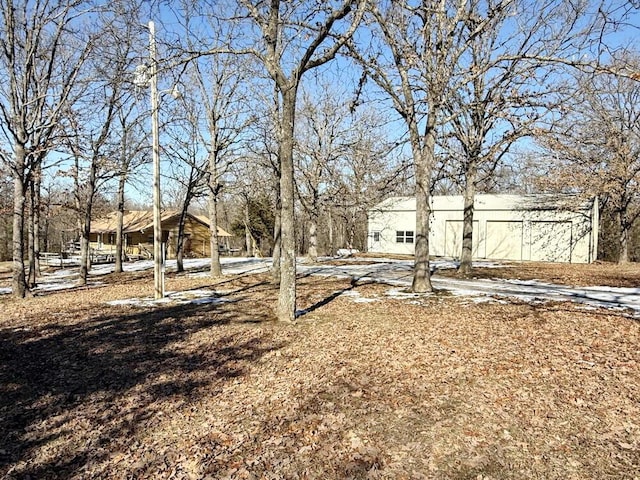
[412,167,432,292]
[78,214,92,285]
[307,210,318,262]
[328,208,334,256]
[176,205,188,273]
[618,208,629,264]
[79,161,98,286]
[27,177,36,288]
[33,168,41,277]
[347,210,356,250]
[411,112,435,293]
[244,198,252,257]
[12,147,28,298]
[209,150,222,277]
[459,158,477,275]
[271,194,281,284]
[115,171,126,273]
[78,219,91,286]
[276,87,298,322]
[209,195,222,278]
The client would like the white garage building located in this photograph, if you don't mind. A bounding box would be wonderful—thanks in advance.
[367,194,599,263]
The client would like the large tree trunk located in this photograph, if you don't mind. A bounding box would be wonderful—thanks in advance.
[412,161,432,292]
[78,211,91,286]
[276,87,298,322]
[12,147,28,298]
[78,217,91,286]
[459,158,477,275]
[411,112,435,293]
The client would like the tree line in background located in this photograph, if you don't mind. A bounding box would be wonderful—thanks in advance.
[0,0,638,321]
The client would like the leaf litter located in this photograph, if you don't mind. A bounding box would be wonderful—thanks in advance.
[0,263,638,479]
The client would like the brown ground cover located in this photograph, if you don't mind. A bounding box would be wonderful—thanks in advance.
[349,254,640,288]
[435,260,640,288]
[0,264,639,479]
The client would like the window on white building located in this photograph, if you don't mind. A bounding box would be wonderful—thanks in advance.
[396,230,414,243]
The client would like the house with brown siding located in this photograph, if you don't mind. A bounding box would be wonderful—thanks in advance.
[90,210,232,259]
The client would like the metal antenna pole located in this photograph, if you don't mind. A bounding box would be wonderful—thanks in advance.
[149,20,163,299]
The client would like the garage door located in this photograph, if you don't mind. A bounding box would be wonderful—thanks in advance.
[486,221,523,261]
[445,220,480,258]
[530,221,572,262]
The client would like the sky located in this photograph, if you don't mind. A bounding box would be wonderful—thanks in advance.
[10,1,637,209]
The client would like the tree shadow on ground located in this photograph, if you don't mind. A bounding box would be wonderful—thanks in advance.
[0,295,285,479]
[296,273,377,318]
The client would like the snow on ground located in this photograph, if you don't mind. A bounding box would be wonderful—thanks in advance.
[297,259,640,316]
[106,288,235,308]
[2,256,639,316]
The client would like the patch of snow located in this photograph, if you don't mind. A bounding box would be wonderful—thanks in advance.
[35,281,82,292]
[106,288,231,308]
[339,290,378,303]
[2,255,639,317]
[336,248,359,257]
[385,288,428,300]
[353,297,379,303]
[340,290,361,297]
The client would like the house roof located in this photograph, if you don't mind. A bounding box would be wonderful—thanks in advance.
[192,214,233,237]
[91,210,232,237]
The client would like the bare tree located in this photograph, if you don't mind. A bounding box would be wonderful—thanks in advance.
[332,107,411,253]
[0,161,12,260]
[244,90,281,278]
[60,6,140,286]
[442,1,550,275]
[113,104,148,273]
[163,93,208,272]
[349,1,481,292]
[194,61,253,274]
[0,0,93,297]
[445,0,636,275]
[226,153,276,257]
[538,59,640,263]
[294,84,350,261]
[174,2,259,276]
[229,0,366,321]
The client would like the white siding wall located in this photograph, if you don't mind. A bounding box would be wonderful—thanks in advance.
[368,199,416,255]
[367,195,598,263]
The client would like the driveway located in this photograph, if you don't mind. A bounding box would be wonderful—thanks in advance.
[2,256,638,316]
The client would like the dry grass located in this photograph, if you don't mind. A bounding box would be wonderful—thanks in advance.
[435,260,640,288]
[0,264,639,479]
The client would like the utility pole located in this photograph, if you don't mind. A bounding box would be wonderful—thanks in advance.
[149,20,163,299]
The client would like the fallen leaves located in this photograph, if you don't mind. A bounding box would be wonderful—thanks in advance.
[0,267,639,479]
